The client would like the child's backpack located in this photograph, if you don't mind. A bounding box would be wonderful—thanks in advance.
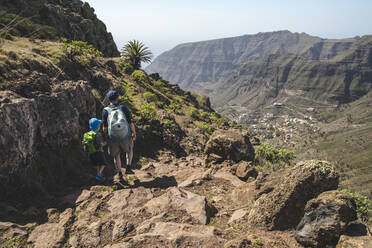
[82,131,98,154]
[104,105,130,142]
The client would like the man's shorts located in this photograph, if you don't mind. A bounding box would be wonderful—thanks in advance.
[89,151,108,166]
[108,137,133,157]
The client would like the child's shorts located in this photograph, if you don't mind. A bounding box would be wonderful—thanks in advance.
[89,151,108,166]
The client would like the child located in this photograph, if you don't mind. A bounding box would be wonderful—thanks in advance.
[83,118,107,180]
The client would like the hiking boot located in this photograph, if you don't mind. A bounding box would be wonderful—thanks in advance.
[125,166,134,175]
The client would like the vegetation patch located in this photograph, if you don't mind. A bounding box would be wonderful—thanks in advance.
[143,91,158,103]
[138,103,157,121]
[340,189,372,222]
[255,143,295,172]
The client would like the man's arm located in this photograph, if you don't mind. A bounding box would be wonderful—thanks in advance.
[130,122,136,141]
[102,108,108,133]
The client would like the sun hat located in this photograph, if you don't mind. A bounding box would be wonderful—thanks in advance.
[89,118,102,131]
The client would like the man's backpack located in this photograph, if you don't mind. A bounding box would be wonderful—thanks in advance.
[82,131,97,154]
[104,105,130,142]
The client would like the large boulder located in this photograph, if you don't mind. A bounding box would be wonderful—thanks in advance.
[204,129,255,162]
[247,160,339,230]
[295,190,357,247]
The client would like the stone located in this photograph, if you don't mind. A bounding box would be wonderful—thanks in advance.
[145,187,210,224]
[0,222,28,245]
[27,223,66,248]
[247,160,339,230]
[214,171,246,187]
[228,209,248,224]
[132,222,220,245]
[204,129,255,162]
[295,190,357,247]
[336,235,372,248]
[235,161,258,181]
[224,238,252,248]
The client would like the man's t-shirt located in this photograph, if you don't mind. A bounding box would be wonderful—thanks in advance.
[102,104,133,130]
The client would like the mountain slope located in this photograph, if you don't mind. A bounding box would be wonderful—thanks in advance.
[212,35,372,117]
[146,30,356,91]
[0,0,119,57]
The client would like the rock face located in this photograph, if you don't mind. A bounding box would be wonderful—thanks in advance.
[0,0,119,57]
[0,81,96,200]
[247,160,339,230]
[204,129,255,162]
[295,190,357,247]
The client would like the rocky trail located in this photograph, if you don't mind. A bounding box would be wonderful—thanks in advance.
[2,152,371,247]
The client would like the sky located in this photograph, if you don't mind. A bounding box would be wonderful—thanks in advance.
[84,0,372,58]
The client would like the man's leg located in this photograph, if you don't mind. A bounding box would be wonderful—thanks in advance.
[113,153,121,174]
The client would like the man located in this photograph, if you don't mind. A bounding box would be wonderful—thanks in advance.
[102,90,136,178]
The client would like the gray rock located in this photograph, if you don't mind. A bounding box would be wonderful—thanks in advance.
[248,160,339,230]
[337,235,372,248]
[235,161,258,181]
[204,129,255,162]
[295,190,357,248]
[145,187,210,224]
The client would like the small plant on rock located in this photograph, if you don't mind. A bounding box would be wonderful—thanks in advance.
[189,107,199,119]
[118,61,134,75]
[199,124,214,135]
[139,103,157,121]
[143,91,158,103]
[131,70,148,84]
[340,189,372,221]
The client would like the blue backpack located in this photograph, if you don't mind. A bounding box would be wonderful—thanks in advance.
[104,105,130,141]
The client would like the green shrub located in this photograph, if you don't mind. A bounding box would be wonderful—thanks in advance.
[217,117,229,127]
[91,89,102,101]
[200,111,211,122]
[131,70,148,83]
[139,103,157,121]
[143,91,158,102]
[256,144,295,164]
[167,103,181,112]
[199,124,214,135]
[118,61,134,75]
[153,80,164,88]
[61,38,103,60]
[189,107,199,119]
[340,189,372,221]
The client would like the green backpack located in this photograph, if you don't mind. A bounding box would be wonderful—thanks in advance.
[82,131,97,154]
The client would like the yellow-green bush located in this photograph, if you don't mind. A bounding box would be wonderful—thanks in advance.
[138,103,157,121]
[143,91,158,102]
[131,70,148,83]
[118,61,134,75]
[340,189,372,221]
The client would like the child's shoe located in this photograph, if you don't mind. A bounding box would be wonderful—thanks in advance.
[95,173,102,180]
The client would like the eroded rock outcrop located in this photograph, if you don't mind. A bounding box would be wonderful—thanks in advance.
[204,129,255,162]
[247,160,339,230]
[295,190,357,247]
[0,81,96,200]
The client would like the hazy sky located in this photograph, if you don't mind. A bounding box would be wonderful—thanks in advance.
[84,0,372,58]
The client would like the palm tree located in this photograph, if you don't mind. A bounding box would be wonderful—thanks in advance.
[121,40,153,69]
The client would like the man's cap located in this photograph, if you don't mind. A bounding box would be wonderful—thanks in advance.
[89,118,102,131]
[107,90,119,101]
